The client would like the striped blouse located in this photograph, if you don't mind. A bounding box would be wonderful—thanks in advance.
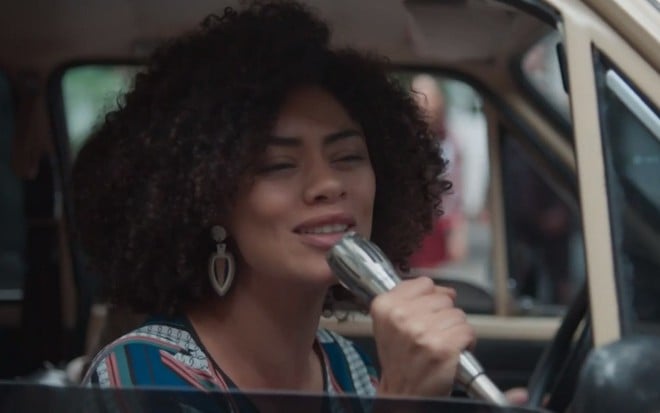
[82,316,378,412]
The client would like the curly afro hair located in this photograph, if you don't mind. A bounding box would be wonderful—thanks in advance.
[72,0,450,315]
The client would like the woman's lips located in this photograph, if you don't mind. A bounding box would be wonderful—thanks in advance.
[293,213,356,233]
[294,213,356,250]
[297,229,353,250]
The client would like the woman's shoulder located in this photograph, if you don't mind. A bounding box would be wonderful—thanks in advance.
[82,316,214,388]
[97,316,198,356]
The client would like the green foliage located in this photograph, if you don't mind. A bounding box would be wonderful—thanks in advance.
[62,65,140,159]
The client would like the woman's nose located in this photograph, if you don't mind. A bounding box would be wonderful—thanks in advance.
[303,161,346,204]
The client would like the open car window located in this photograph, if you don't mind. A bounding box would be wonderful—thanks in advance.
[60,65,139,161]
[58,66,500,315]
[391,71,494,314]
[60,65,583,319]
[392,69,584,317]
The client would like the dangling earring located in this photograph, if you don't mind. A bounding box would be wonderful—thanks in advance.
[208,225,235,296]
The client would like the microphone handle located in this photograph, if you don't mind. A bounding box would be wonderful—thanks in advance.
[326,233,509,406]
[377,278,509,405]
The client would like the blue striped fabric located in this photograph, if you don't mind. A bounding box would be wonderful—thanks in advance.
[83,316,379,401]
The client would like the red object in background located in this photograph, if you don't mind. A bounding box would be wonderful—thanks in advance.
[409,217,453,267]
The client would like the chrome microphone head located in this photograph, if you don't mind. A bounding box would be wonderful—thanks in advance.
[326,231,401,303]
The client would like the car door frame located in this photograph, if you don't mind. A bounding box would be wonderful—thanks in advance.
[545,0,660,346]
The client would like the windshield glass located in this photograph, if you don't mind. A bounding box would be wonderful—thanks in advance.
[520,32,571,126]
[0,382,551,413]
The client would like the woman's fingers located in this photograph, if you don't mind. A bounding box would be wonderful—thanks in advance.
[371,277,455,316]
[505,387,530,406]
[371,277,475,397]
[382,276,455,300]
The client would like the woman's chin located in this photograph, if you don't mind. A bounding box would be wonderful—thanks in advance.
[317,270,339,287]
[309,266,339,287]
[257,256,334,283]
[284,257,339,289]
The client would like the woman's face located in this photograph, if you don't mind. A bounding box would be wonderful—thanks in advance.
[227,85,376,288]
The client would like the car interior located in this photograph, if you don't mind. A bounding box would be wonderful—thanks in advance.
[1,0,658,412]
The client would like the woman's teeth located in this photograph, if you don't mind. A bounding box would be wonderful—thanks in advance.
[300,224,349,234]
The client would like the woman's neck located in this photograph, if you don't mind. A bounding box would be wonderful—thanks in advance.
[187,273,328,392]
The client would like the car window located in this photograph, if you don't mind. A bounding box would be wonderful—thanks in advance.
[392,71,493,313]
[649,0,660,11]
[392,70,585,317]
[58,67,496,315]
[60,65,139,161]
[594,55,660,335]
[59,66,582,319]
[519,31,571,129]
[501,133,586,315]
[0,71,25,301]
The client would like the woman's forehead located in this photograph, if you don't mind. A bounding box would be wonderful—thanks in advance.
[269,86,359,135]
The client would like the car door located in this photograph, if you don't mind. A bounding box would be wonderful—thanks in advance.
[548,0,660,347]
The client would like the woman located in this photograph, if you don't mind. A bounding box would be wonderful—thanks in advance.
[74,0,475,403]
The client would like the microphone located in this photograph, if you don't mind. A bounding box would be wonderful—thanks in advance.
[327,231,509,406]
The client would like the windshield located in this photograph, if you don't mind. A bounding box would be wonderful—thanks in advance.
[519,32,571,129]
[0,382,550,413]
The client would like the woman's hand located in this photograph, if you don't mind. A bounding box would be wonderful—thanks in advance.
[504,387,530,405]
[371,276,476,397]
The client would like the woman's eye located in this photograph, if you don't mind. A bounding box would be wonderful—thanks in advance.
[257,163,295,174]
[335,154,366,163]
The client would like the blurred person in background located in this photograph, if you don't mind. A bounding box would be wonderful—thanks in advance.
[409,74,468,268]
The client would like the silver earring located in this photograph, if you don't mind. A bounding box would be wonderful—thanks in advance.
[208,225,235,296]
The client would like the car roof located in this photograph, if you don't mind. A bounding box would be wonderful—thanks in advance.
[0,0,552,72]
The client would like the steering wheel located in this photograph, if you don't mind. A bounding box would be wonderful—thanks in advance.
[525,282,592,411]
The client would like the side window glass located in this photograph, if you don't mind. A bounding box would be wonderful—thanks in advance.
[61,65,139,161]
[594,56,660,335]
[520,31,571,121]
[59,65,140,306]
[519,31,571,126]
[393,72,493,314]
[501,135,585,315]
[0,72,25,301]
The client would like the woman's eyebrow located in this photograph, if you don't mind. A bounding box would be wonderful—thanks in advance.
[266,129,364,147]
[265,136,301,147]
[323,129,364,146]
